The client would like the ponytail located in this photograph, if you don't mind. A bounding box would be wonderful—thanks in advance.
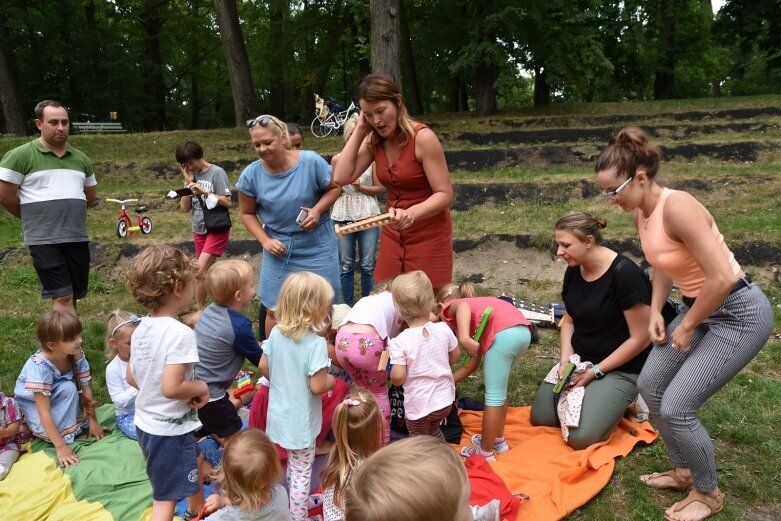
[595,127,660,179]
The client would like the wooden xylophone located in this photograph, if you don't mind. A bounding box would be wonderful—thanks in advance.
[335,208,395,237]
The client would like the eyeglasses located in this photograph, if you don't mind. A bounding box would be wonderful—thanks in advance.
[602,174,635,199]
[246,115,285,132]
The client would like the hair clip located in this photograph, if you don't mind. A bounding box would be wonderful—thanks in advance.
[110,315,142,338]
[342,399,361,406]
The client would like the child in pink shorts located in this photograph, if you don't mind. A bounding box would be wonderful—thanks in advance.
[334,289,404,442]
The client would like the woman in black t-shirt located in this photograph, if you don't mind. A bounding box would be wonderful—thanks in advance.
[530,212,652,449]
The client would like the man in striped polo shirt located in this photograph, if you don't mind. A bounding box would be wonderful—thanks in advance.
[0,100,97,313]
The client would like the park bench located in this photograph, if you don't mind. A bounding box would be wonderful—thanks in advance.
[72,121,127,134]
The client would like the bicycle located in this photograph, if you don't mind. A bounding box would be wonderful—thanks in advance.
[106,198,153,238]
[311,101,360,138]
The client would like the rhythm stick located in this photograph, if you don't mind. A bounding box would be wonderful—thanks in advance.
[335,208,395,238]
[460,306,492,367]
[377,350,390,371]
[552,361,576,394]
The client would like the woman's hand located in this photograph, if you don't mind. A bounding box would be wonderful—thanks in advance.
[669,324,693,352]
[648,309,667,345]
[355,112,373,140]
[569,368,596,388]
[390,207,416,230]
[56,445,79,467]
[298,206,321,231]
[557,362,568,380]
[262,238,287,257]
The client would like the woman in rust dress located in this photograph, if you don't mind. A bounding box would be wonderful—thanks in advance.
[332,74,453,290]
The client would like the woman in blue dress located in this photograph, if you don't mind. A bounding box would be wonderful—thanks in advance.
[237,114,341,337]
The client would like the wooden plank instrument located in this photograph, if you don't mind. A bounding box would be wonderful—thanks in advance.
[335,208,395,238]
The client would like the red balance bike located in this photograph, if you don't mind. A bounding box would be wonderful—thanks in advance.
[106,198,153,238]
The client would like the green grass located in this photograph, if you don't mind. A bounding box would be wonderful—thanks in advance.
[1,96,780,520]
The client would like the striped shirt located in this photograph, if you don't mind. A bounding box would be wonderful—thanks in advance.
[0,139,96,245]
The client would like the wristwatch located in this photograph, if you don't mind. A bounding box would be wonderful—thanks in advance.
[592,364,605,379]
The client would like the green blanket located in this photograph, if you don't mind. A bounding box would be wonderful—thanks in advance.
[0,405,152,521]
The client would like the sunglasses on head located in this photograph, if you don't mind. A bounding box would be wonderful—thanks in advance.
[246,115,285,132]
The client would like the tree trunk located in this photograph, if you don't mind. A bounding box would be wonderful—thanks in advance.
[653,0,676,100]
[711,78,721,97]
[213,0,259,126]
[472,0,498,116]
[474,61,498,116]
[370,0,401,85]
[400,2,423,114]
[191,76,201,129]
[268,0,291,118]
[534,67,551,106]
[449,76,460,112]
[0,30,26,135]
[138,3,169,130]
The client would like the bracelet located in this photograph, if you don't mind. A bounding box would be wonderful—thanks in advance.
[592,363,605,379]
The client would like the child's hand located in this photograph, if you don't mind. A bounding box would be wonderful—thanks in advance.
[459,336,480,357]
[0,422,20,438]
[205,493,228,513]
[56,445,79,467]
[464,351,483,372]
[180,163,194,183]
[190,381,210,409]
[88,417,107,440]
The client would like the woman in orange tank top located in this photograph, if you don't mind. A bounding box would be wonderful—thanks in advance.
[594,127,772,521]
[332,75,453,291]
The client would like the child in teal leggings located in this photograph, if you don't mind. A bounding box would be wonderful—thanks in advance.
[438,283,533,461]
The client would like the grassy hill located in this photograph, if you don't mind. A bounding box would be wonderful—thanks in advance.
[1,95,779,520]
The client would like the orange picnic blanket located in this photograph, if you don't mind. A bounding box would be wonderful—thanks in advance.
[457,406,657,521]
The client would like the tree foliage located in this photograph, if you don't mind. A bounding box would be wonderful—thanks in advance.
[0,0,778,133]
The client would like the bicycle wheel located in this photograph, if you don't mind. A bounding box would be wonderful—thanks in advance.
[140,216,153,234]
[311,116,334,138]
[116,219,128,238]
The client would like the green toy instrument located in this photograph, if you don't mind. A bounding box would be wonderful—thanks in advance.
[552,361,576,393]
[459,306,492,367]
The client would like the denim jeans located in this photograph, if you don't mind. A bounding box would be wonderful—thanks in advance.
[335,221,379,305]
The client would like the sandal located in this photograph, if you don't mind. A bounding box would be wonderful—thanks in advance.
[664,489,724,521]
[640,469,693,491]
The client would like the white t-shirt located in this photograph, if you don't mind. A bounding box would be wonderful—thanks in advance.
[130,316,202,436]
[388,322,457,420]
[106,355,137,416]
[340,291,404,340]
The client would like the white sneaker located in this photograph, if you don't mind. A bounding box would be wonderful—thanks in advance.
[471,499,501,521]
[471,434,510,453]
[460,445,496,461]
